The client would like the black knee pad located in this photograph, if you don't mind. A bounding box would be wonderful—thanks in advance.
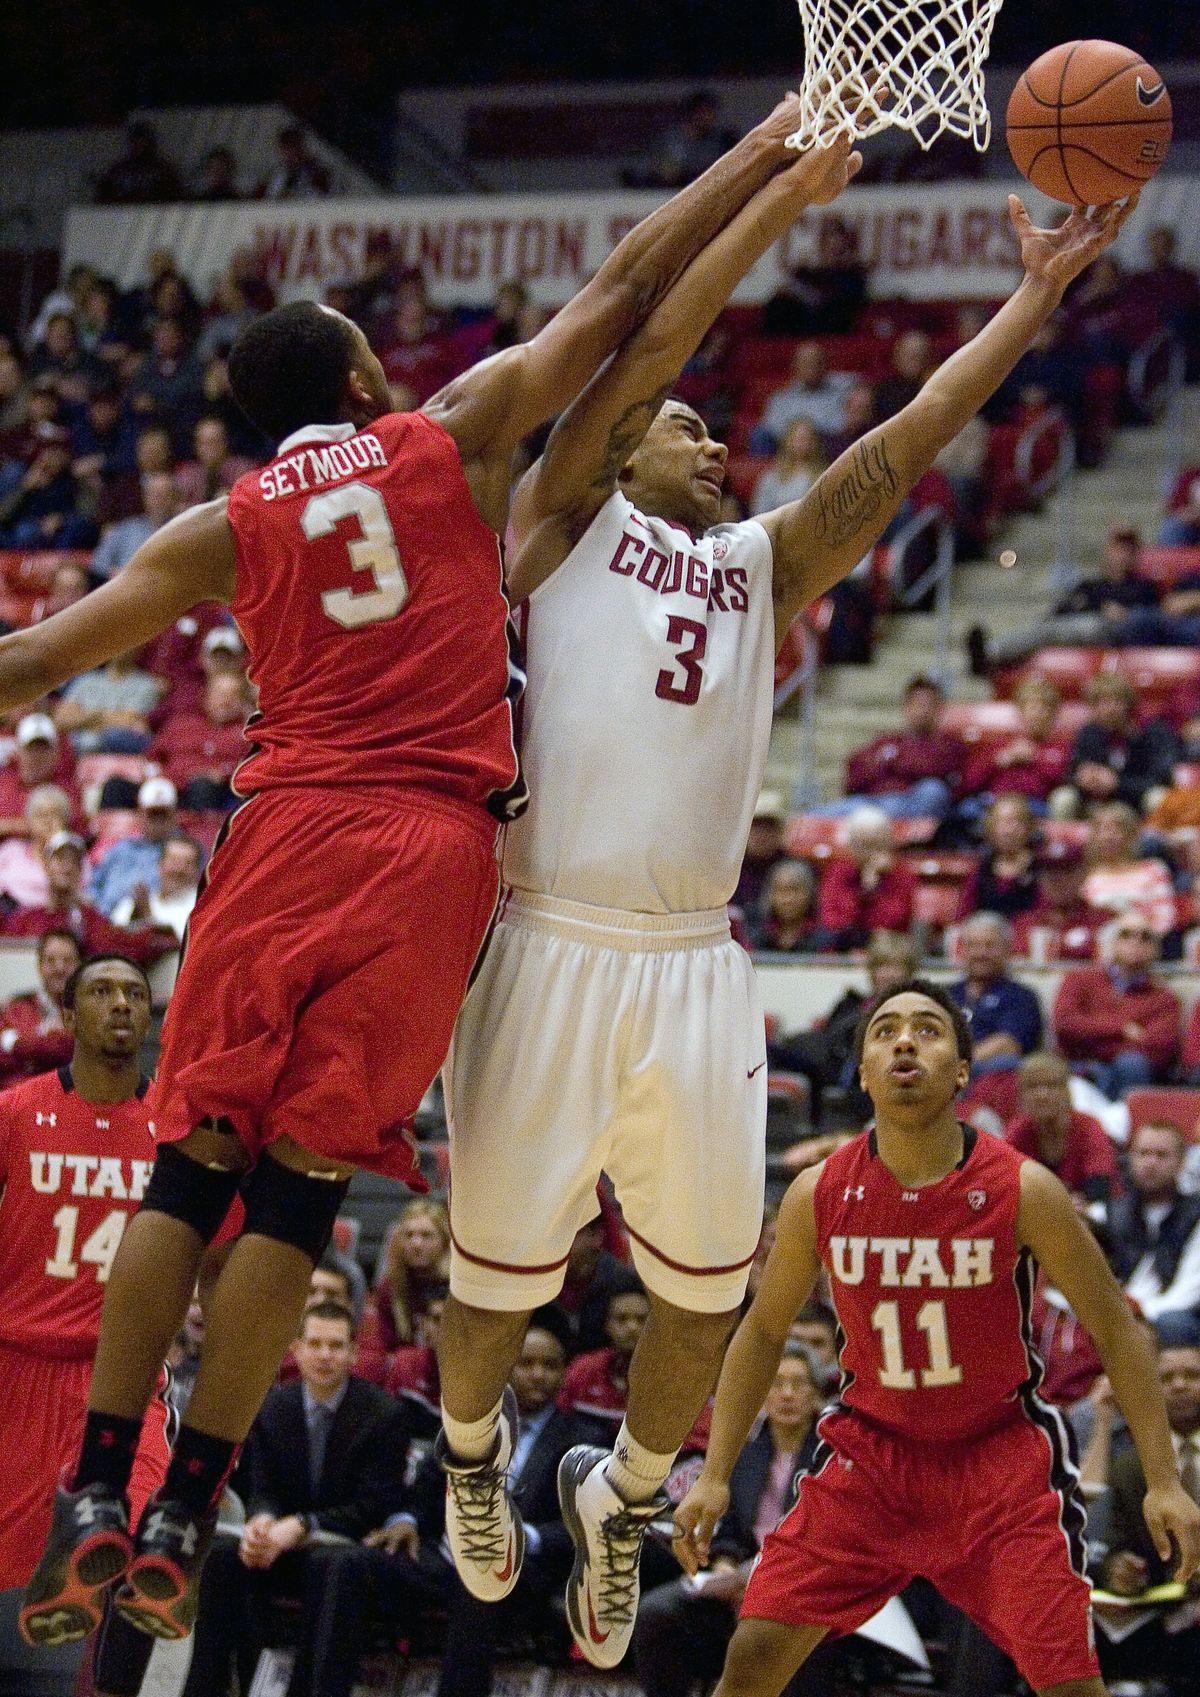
[140,1141,242,1244]
[239,1151,350,1263]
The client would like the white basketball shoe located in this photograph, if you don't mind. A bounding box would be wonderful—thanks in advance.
[436,1385,525,1602]
[557,1444,671,1669]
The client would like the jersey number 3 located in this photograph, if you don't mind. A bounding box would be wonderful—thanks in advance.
[655,615,707,706]
[304,483,410,630]
[872,1299,963,1389]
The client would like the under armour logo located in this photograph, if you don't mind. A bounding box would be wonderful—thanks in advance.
[35,1112,56,1127]
[968,1190,987,1210]
[75,1497,97,1525]
[843,1185,865,1202]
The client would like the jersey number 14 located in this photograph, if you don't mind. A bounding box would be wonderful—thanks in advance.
[872,1299,963,1389]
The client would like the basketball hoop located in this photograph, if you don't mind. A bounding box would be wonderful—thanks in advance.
[788,0,1004,152]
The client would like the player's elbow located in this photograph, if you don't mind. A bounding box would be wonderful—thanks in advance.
[0,632,53,713]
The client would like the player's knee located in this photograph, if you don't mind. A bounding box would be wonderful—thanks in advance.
[239,1150,350,1264]
[650,1295,739,1358]
[140,1141,243,1244]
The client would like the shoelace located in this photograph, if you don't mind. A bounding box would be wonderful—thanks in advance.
[591,1501,659,1627]
[446,1463,510,1565]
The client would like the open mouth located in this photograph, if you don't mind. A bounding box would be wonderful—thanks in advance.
[888,1061,922,1081]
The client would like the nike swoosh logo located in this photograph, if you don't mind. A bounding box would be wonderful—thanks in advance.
[1136,76,1166,106]
[494,1535,514,1583]
[587,1595,610,1644]
[747,1061,766,1079]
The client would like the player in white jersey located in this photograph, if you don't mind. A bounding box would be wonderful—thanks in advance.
[438,138,1136,1664]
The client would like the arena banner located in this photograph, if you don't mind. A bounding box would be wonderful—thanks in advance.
[63,176,1191,309]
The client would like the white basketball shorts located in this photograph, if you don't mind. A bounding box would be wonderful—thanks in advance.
[445,889,767,1314]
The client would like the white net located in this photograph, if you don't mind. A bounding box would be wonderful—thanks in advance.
[787,0,1004,152]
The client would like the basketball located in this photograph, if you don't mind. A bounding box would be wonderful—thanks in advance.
[1006,39,1172,205]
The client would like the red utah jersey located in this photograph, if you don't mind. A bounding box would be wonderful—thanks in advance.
[226,412,524,817]
[0,1067,154,1358]
[814,1129,1042,1441]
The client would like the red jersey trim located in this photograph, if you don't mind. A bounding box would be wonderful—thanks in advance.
[448,1223,571,1278]
[624,1222,758,1277]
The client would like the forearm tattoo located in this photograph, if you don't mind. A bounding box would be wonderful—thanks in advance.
[813,436,901,549]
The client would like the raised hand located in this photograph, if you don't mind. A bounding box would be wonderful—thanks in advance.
[1009,193,1139,294]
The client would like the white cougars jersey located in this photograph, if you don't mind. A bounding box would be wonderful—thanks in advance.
[503,491,776,913]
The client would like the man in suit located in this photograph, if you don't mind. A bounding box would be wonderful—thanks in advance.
[432,1309,610,1697]
[182,1300,414,1697]
[633,1343,845,1697]
[1097,1340,1200,1694]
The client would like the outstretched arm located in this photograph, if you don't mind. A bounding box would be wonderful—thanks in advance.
[760,195,1137,648]
[506,135,862,603]
[0,499,236,712]
[424,96,813,467]
[1017,1159,1200,1585]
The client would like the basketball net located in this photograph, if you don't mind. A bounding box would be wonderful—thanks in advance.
[788,0,1004,152]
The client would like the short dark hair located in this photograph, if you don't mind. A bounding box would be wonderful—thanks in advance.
[526,1303,573,1358]
[38,925,83,965]
[314,1251,352,1292]
[62,953,151,1011]
[904,674,943,699]
[302,1298,356,1340]
[228,302,357,443]
[794,1299,837,1336]
[852,976,974,1066]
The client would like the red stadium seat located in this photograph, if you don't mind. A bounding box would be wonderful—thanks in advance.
[1124,1088,1200,1140]
[939,701,1022,741]
[998,650,1103,701]
[783,815,844,860]
[0,550,90,594]
[1110,649,1200,719]
[1134,546,1200,591]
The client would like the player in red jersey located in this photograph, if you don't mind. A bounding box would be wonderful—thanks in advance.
[11,99,824,1648]
[0,959,167,1658]
[674,980,1200,1697]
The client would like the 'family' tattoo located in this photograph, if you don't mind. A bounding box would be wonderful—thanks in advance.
[813,436,900,548]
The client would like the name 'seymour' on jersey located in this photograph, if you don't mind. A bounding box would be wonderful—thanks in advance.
[606,522,749,612]
[258,431,389,501]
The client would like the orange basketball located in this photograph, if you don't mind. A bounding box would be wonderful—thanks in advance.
[1006,39,1172,205]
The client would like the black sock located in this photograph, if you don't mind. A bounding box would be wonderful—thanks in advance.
[71,1411,142,1496]
[162,1424,237,1517]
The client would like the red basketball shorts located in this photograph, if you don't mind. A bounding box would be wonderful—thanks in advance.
[152,785,500,1181]
[741,1406,1098,1691]
[0,1343,172,1590]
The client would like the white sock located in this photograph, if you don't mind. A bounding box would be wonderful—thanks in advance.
[441,1396,503,1463]
[604,1420,677,1504]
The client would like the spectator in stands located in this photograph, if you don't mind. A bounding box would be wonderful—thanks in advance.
[1160,462,1200,548]
[816,674,964,821]
[821,377,876,460]
[623,90,736,189]
[956,794,1040,921]
[767,928,917,1119]
[97,420,175,525]
[633,1344,845,1697]
[748,857,817,952]
[812,806,916,952]
[0,421,95,550]
[558,1276,649,1425]
[0,714,73,837]
[1096,1340,1200,1693]
[0,782,72,907]
[29,310,105,404]
[748,341,855,455]
[196,273,260,369]
[968,524,1156,675]
[152,671,249,808]
[1080,801,1179,936]
[55,644,163,753]
[378,291,457,404]
[175,414,256,508]
[0,346,28,443]
[1106,1123,1200,1333]
[734,789,788,915]
[0,373,65,472]
[749,420,826,517]
[1141,226,1200,359]
[386,1287,446,1432]
[761,215,868,338]
[0,926,80,1083]
[949,911,1043,1076]
[95,120,183,204]
[71,377,138,498]
[259,123,331,199]
[1064,253,1137,363]
[1004,1052,1121,1207]
[32,557,90,625]
[126,315,206,452]
[78,275,133,369]
[373,1199,451,1354]
[1053,917,1182,1099]
[4,828,177,965]
[1011,838,1111,963]
[433,1309,610,1697]
[789,1301,840,1381]
[88,775,179,915]
[872,330,934,424]
[556,1212,635,1352]
[182,1301,411,1697]
[959,678,1070,818]
[109,832,202,942]
[190,144,243,201]
[1054,676,1180,819]
[91,468,181,579]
